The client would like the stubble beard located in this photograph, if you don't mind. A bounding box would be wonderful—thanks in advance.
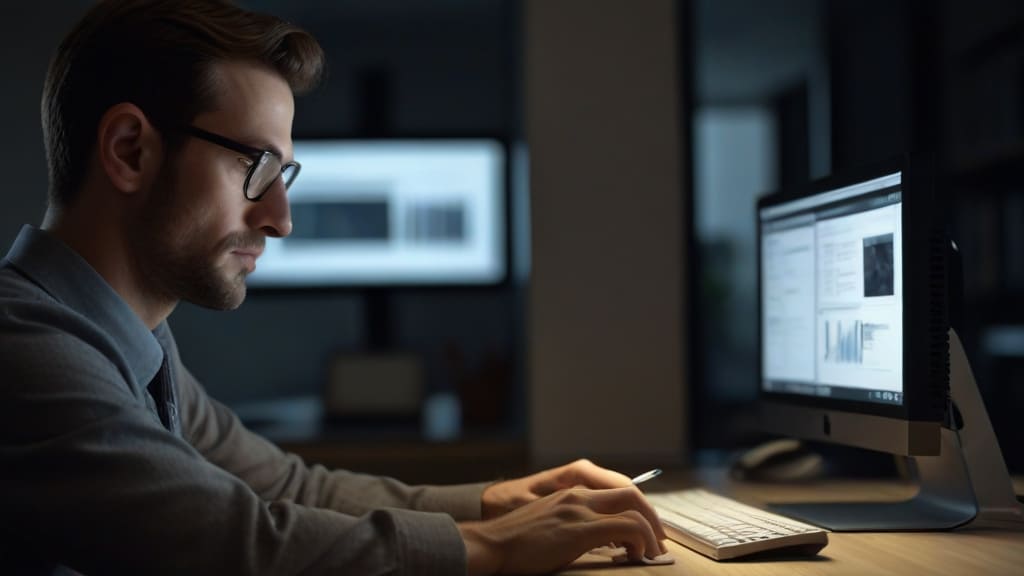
[134,164,257,312]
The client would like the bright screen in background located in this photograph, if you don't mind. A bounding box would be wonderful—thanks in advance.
[247,140,506,287]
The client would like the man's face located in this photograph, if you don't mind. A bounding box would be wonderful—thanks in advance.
[135,60,295,311]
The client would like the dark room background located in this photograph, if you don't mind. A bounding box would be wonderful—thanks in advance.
[688,0,1024,472]
[2,0,1022,473]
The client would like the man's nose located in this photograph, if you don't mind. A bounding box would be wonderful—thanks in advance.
[246,179,292,238]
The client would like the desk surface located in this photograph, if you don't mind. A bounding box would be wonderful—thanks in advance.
[561,469,1024,576]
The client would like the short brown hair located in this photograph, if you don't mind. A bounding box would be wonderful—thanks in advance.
[42,0,325,207]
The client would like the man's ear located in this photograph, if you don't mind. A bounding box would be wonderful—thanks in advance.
[96,103,162,194]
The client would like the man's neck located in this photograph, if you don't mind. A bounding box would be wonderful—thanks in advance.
[42,206,176,330]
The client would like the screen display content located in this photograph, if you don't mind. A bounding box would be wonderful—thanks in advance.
[760,172,904,406]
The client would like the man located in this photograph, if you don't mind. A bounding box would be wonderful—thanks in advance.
[0,1,667,574]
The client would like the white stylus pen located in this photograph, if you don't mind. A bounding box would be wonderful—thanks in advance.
[630,468,663,485]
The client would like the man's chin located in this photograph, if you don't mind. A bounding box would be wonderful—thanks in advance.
[218,278,248,311]
[220,289,247,311]
[185,273,248,311]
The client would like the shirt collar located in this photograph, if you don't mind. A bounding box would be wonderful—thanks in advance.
[4,225,165,387]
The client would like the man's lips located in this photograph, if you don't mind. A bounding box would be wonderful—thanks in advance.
[230,247,264,272]
[230,247,264,259]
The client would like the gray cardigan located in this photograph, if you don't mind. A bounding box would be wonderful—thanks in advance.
[0,225,486,575]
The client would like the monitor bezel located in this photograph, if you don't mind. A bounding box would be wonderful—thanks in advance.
[756,154,948,454]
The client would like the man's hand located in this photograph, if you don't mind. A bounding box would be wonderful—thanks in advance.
[481,459,627,517]
[481,459,659,524]
[460,486,667,575]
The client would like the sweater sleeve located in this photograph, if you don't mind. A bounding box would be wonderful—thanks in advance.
[164,323,491,523]
[0,316,469,576]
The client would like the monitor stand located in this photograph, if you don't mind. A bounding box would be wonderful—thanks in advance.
[770,329,1024,531]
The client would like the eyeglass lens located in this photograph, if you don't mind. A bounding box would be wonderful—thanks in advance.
[246,153,299,200]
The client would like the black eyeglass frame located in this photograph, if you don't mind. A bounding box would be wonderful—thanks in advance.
[182,125,301,201]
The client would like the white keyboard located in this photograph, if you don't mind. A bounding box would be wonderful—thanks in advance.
[647,489,829,561]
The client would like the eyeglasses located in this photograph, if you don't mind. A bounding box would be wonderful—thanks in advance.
[182,125,301,201]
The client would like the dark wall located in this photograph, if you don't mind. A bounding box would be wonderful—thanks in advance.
[1,4,90,252]
[257,0,521,138]
[827,1,915,171]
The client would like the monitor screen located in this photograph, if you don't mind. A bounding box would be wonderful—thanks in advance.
[247,139,506,288]
[756,156,947,458]
[754,159,1022,532]
[760,172,904,406]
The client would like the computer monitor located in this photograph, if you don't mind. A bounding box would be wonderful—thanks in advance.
[247,138,506,288]
[757,155,1021,530]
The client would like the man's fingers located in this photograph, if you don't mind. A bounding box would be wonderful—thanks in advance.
[583,512,662,560]
[464,485,674,575]
[532,459,632,494]
[563,458,633,489]
[575,487,669,543]
[615,510,664,559]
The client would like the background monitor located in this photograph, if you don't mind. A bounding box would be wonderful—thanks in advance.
[247,139,506,288]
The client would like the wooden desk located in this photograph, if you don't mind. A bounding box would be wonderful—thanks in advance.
[561,469,1024,576]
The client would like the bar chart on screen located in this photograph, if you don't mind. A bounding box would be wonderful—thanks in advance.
[824,319,864,364]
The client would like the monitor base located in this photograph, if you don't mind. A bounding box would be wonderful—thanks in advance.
[770,329,1023,532]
